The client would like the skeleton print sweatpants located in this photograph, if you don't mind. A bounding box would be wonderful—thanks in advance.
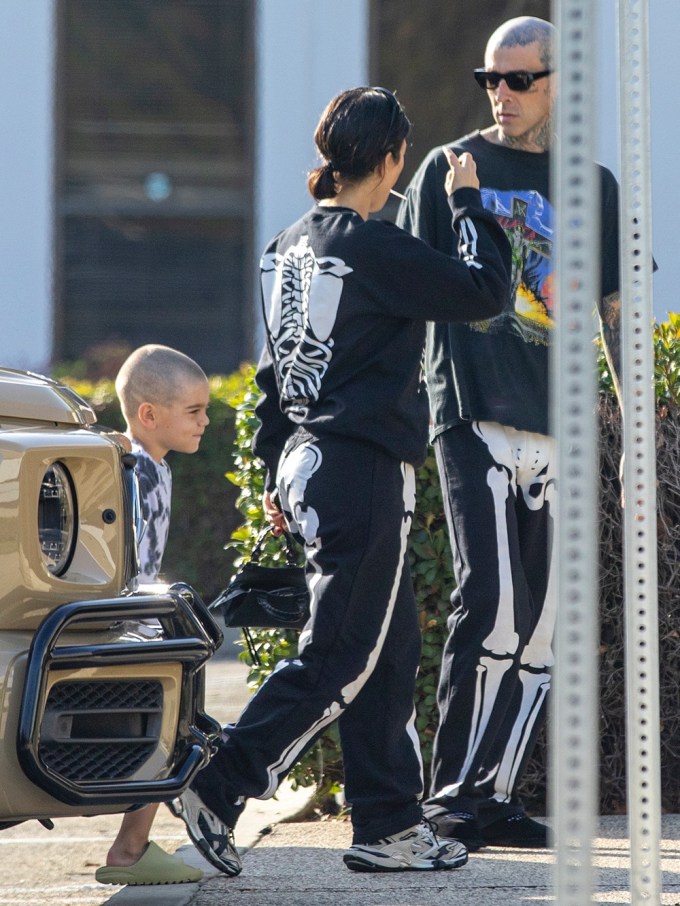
[426,421,557,823]
[193,430,425,844]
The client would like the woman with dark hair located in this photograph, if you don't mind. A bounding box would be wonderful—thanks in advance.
[172,87,511,875]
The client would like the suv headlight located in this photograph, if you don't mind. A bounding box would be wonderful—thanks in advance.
[38,463,77,576]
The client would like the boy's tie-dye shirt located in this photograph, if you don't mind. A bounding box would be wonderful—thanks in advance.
[130,439,172,581]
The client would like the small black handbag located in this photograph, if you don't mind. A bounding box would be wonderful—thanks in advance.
[210,526,309,640]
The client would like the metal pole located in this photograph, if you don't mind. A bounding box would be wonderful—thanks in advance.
[617,1,662,902]
[551,1,600,903]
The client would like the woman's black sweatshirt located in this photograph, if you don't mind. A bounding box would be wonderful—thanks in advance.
[254,187,511,490]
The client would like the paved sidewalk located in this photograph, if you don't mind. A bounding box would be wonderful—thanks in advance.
[188,815,680,906]
[94,673,680,906]
[4,648,680,905]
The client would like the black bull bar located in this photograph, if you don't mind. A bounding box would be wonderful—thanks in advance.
[17,583,223,806]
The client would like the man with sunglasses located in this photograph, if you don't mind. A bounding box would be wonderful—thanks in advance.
[398,16,621,850]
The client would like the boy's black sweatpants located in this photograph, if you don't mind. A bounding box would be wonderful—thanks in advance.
[194,431,424,844]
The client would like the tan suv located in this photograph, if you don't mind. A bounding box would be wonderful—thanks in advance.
[0,368,221,829]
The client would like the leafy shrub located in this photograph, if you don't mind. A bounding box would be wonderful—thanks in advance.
[523,314,680,813]
[222,368,343,800]
[222,316,680,814]
[61,314,679,813]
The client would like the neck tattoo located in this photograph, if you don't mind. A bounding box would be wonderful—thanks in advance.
[500,116,553,153]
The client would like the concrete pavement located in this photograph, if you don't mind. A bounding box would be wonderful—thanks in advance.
[190,815,680,906]
[3,645,680,904]
[102,642,680,906]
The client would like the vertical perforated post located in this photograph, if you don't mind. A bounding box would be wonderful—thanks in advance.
[617,2,661,902]
[550,1,600,903]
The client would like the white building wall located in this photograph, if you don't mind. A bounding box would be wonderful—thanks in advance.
[0,2,673,375]
[254,1,677,335]
[254,0,369,349]
[597,0,677,322]
[0,1,55,372]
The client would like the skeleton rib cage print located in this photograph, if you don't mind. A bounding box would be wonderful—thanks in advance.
[261,235,353,422]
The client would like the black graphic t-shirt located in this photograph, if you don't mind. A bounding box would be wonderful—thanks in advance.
[397,131,621,438]
[253,188,512,490]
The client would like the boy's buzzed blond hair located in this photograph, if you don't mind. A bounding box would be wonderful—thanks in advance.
[115,344,207,424]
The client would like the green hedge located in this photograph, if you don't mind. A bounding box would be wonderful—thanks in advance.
[218,315,680,813]
[523,313,680,813]
[62,313,679,813]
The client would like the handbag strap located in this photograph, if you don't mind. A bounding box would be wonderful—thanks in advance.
[242,627,261,665]
[249,525,300,567]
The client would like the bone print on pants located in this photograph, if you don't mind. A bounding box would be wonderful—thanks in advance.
[427,421,556,820]
[193,431,425,844]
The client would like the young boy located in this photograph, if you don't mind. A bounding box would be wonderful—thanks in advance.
[95,344,211,886]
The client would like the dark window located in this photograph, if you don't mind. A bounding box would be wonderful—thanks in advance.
[55,0,254,374]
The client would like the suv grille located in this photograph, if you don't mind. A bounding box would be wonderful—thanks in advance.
[47,679,161,711]
[40,741,157,781]
[39,679,164,781]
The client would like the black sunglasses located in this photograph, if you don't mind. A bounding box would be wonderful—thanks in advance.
[473,69,553,92]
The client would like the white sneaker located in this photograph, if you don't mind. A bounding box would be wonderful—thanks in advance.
[168,788,242,877]
[343,821,468,872]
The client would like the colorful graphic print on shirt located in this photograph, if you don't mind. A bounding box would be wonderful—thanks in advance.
[472,188,554,346]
